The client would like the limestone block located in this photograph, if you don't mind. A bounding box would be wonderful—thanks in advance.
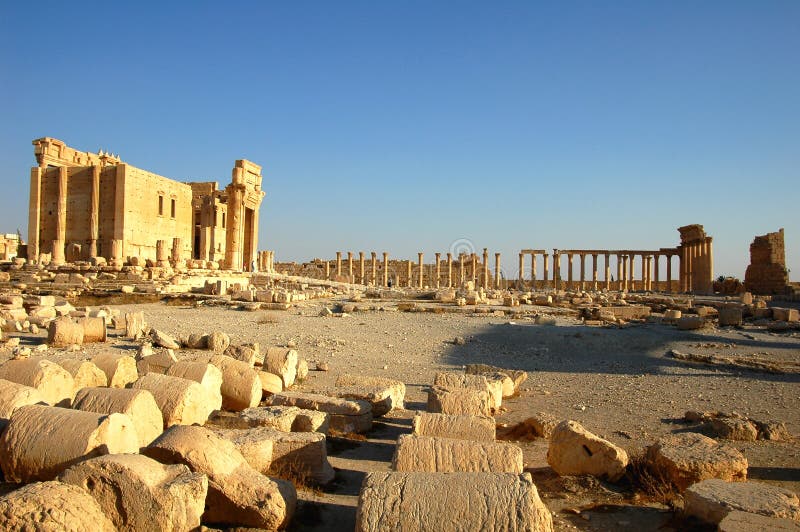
[208,331,231,353]
[0,379,44,420]
[131,373,217,427]
[718,307,744,326]
[296,357,309,380]
[412,412,496,441]
[355,472,553,532]
[225,343,259,366]
[503,413,560,440]
[663,309,682,321]
[546,420,629,481]
[167,360,224,411]
[718,510,800,531]
[57,359,107,390]
[258,370,284,396]
[72,387,163,448]
[710,417,759,441]
[677,316,706,330]
[393,434,523,473]
[92,351,138,388]
[0,481,115,532]
[125,311,147,339]
[47,317,84,347]
[427,385,493,417]
[209,355,262,411]
[435,371,503,409]
[264,347,298,387]
[646,432,748,491]
[80,316,107,343]
[773,307,800,322]
[265,429,334,485]
[152,328,180,349]
[136,348,178,375]
[185,332,208,349]
[0,357,74,406]
[264,391,372,433]
[0,405,139,482]
[209,405,329,433]
[685,479,800,524]
[335,373,405,415]
[211,427,274,475]
[143,425,296,529]
[465,363,528,396]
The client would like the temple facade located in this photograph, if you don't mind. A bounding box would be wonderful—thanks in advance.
[27,137,264,270]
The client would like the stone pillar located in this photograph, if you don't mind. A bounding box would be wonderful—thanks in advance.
[359,251,365,284]
[616,254,623,291]
[542,253,549,288]
[687,244,694,292]
[553,252,560,291]
[591,254,598,290]
[531,253,537,286]
[653,254,660,292]
[224,186,244,270]
[580,254,586,291]
[325,260,330,280]
[418,252,424,288]
[28,167,42,262]
[382,252,389,287]
[494,252,501,288]
[518,253,524,289]
[89,165,100,259]
[347,251,354,283]
[628,255,634,291]
[51,166,68,265]
[604,253,610,290]
[171,238,182,265]
[336,252,342,277]
[706,237,714,294]
[566,253,574,290]
[666,254,672,293]
[641,255,647,291]
[406,260,412,287]
[371,252,377,285]
[110,239,123,267]
[622,255,628,291]
[482,248,489,288]
[447,252,453,288]
[458,254,464,286]
[156,240,169,267]
[472,254,478,284]
[435,253,441,288]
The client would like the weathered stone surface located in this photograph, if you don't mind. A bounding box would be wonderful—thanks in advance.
[547,420,629,481]
[265,391,372,433]
[207,331,231,353]
[258,370,284,396]
[72,387,163,447]
[393,434,523,473]
[125,311,147,339]
[427,385,493,417]
[131,373,217,427]
[143,425,296,529]
[47,317,84,347]
[80,316,107,343]
[296,358,309,381]
[677,316,706,330]
[167,360,223,411]
[209,405,330,434]
[773,307,800,322]
[355,472,553,532]
[136,348,178,375]
[465,363,528,396]
[710,417,759,442]
[718,307,744,326]
[663,309,682,321]
[59,454,207,532]
[185,332,208,349]
[0,405,139,482]
[263,347,298,388]
[57,359,107,389]
[501,412,560,440]
[0,357,74,406]
[412,412,496,441]
[92,351,138,388]
[718,510,800,531]
[646,432,748,491]
[335,373,405,416]
[152,328,180,349]
[685,479,800,524]
[756,419,791,441]
[0,379,44,420]
[209,354,262,411]
[0,480,116,531]
[434,371,503,409]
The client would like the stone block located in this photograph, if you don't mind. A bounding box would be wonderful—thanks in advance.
[427,385,493,417]
[393,434,523,473]
[0,481,115,531]
[412,412,496,441]
[685,479,800,524]
[264,391,372,433]
[546,420,628,481]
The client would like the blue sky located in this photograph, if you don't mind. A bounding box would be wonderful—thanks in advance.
[1,1,797,280]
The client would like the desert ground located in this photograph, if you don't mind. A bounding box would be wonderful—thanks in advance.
[10,294,796,531]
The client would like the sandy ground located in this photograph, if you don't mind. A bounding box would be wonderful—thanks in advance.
[11,297,799,531]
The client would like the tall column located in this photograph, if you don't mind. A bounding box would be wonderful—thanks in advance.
[591,254,598,290]
[472,254,478,284]
[156,239,169,267]
[347,252,354,282]
[687,244,694,292]
[567,253,574,290]
[418,252,424,288]
[622,255,628,291]
[359,251,365,284]
[28,167,42,262]
[628,255,634,291]
[406,260,412,287]
[336,252,342,277]
[447,252,453,287]
[653,254,660,292]
[482,248,489,288]
[494,252,501,288]
[604,253,610,290]
[224,186,244,270]
[371,252,377,285]
[458,254,465,286]
[531,253,537,286]
[679,247,686,292]
[171,238,182,265]
[325,260,330,279]
[553,252,560,291]
[706,237,714,294]
[88,165,100,259]
[435,253,441,288]
[616,254,623,291]
[518,253,524,289]
[666,254,672,293]
[579,253,586,291]
[641,255,647,291]
[542,253,549,288]
[51,166,69,265]
[383,252,389,287]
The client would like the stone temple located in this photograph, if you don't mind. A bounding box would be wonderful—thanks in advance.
[27,137,265,270]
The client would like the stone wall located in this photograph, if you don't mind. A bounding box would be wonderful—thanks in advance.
[744,228,788,295]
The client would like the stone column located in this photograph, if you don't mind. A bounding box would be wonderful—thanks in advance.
[28,167,42,262]
[110,239,123,267]
[566,253,573,290]
[406,260,412,287]
[679,247,685,292]
[604,253,610,290]
[325,260,330,279]
[542,253,549,288]
[666,254,672,293]
[458,254,465,286]
[224,186,244,270]
[382,252,389,287]
[359,251,365,284]
[494,252,501,288]
[653,254,660,292]
[51,166,68,265]
[447,252,453,287]
[171,238,182,265]
[482,248,489,288]
[371,252,377,285]
[472,254,478,284]
[336,252,342,277]
[706,237,714,294]
[531,253,537,286]
[418,252,424,288]
[347,251,354,283]
[89,165,100,259]
[687,244,694,292]
[580,254,586,291]
[628,255,634,291]
[435,252,441,288]
[518,253,524,289]
[553,252,560,291]
[591,254,598,290]
[156,239,169,267]
[616,254,623,291]
[622,255,628,291]
[641,255,647,291]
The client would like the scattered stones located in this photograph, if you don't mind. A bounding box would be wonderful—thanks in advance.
[124,311,147,339]
[92,351,138,388]
[0,357,74,406]
[263,347,299,387]
[207,331,231,353]
[718,510,800,531]
[131,373,217,427]
[677,316,706,330]
[151,328,180,349]
[499,412,560,441]
[209,354,262,411]
[72,387,164,448]
[710,417,759,442]
[334,373,406,416]
[546,420,629,482]
[57,359,108,389]
[265,391,372,433]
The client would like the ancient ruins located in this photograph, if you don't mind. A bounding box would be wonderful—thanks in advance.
[0,138,795,531]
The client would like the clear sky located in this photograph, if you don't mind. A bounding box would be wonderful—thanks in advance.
[1,1,797,280]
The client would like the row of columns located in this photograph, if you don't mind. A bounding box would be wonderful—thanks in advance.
[257,250,275,273]
[518,250,682,293]
[679,237,714,293]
